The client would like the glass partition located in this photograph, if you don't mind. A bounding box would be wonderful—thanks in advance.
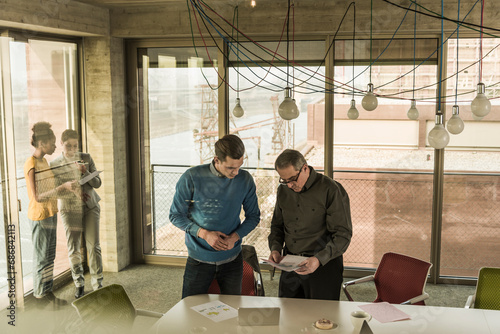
[1,38,79,302]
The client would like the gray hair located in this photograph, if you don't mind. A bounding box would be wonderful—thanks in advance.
[275,149,306,171]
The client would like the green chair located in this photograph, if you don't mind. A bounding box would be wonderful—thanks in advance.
[465,267,500,310]
[72,284,163,333]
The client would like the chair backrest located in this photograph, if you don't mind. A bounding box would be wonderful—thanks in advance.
[208,245,264,296]
[373,252,432,305]
[72,284,136,331]
[474,267,500,310]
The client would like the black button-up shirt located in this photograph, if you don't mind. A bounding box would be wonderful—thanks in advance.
[268,166,353,265]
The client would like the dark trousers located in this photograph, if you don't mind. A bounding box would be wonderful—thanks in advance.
[279,255,344,300]
[182,252,243,299]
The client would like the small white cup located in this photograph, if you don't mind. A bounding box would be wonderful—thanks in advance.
[350,311,372,330]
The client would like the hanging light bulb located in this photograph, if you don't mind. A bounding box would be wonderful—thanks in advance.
[251,0,256,7]
[278,87,299,120]
[446,105,464,135]
[407,99,419,120]
[347,99,359,120]
[471,83,491,117]
[428,113,450,149]
[361,83,378,111]
[232,98,244,118]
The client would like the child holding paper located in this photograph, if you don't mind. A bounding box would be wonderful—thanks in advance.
[50,129,103,299]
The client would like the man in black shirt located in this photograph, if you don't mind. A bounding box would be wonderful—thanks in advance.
[268,149,352,300]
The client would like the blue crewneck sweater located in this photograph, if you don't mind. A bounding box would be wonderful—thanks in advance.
[169,163,260,262]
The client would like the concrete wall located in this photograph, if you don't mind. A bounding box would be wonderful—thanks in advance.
[0,0,109,36]
[83,36,130,272]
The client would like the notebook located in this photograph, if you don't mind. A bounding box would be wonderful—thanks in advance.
[238,307,280,326]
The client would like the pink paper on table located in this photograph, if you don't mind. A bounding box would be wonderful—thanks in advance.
[359,302,411,323]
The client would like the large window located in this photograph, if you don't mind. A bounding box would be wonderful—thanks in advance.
[228,40,326,256]
[441,38,500,277]
[330,39,438,269]
[139,46,219,255]
[143,47,219,166]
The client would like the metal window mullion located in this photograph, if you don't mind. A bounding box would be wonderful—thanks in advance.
[430,38,448,284]
[0,36,25,309]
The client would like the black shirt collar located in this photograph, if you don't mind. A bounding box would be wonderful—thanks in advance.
[302,165,317,192]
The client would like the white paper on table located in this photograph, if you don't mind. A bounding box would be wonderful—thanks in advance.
[359,302,411,323]
[190,300,238,323]
[79,170,102,185]
[260,255,308,272]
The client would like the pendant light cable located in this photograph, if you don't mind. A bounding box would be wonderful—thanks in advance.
[370,0,373,84]
[479,0,484,83]
[438,0,444,109]
[412,0,417,100]
[235,6,240,97]
[292,1,295,98]
[286,0,290,88]
[352,2,356,100]
[455,0,460,105]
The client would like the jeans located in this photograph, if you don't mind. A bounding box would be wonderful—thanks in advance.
[30,215,57,298]
[182,252,243,299]
[61,204,103,290]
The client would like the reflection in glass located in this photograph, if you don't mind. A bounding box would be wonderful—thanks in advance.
[10,39,77,295]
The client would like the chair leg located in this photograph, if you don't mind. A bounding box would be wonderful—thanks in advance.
[270,267,276,280]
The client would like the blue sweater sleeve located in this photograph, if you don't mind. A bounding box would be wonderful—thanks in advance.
[233,173,261,239]
[169,171,201,237]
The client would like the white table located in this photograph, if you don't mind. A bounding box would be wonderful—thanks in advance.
[153,294,500,334]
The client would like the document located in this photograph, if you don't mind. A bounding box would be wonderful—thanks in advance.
[191,300,238,323]
[260,255,308,272]
[359,302,411,323]
[79,170,102,185]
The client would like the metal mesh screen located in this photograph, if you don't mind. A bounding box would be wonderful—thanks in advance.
[441,175,500,277]
[337,172,433,269]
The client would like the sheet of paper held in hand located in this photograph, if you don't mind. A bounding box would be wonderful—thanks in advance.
[79,170,102,185]
[260,255,308,272]
[190,300,238,322]
[359,302,411,323]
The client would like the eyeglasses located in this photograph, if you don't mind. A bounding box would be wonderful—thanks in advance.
[279,164,305,185]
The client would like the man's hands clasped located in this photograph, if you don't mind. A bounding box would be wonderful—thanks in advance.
[199,229,239,251]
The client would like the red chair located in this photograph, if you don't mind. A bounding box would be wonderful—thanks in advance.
[343,252,432,305]
[208,245,264,296]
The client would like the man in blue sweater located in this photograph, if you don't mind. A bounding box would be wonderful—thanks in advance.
[170,134,261,298]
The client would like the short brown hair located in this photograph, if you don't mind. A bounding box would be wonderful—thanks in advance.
[214,134,245,161]
[61,129,78,143]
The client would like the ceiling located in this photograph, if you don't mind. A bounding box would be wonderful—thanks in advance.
[75,0,244,8]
